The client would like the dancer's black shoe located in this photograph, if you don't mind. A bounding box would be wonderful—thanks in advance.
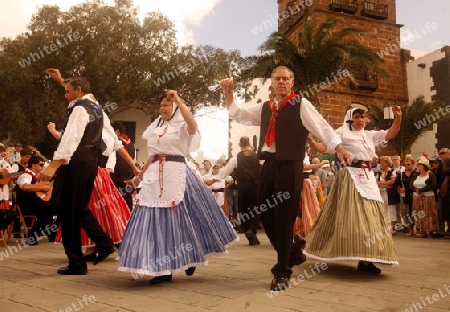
[185,267,196,276]
[57,265,87,275]
[270,277,290,291]
[93,246,115,265]
[357,261,381,274]
[149,274,172,285]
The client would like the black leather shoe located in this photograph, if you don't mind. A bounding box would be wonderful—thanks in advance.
[57,266,87,275]
[357,261,381,274]
[84,247,98,262]
[93,247,115,265]
[293,235,306,249]
[270,277,290,291]
[185,267,196,276]
[84,253,97,262]
[289,250,306,268]
[149,274,172,285]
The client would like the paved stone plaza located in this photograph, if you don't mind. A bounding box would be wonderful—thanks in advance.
[1,231,449,312]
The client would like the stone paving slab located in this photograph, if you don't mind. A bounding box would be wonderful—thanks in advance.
[1,232,449,311]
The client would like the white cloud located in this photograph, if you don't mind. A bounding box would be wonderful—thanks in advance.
[135,0,222,45]
[0,0,222,45]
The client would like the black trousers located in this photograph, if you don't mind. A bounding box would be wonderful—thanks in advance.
[238,183,259,234]
[258,154,302,278]
[57,161,113,268]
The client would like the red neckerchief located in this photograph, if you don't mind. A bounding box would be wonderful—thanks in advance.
[118,133,131,145]
[265,91,297,147]
[25,169,37,182]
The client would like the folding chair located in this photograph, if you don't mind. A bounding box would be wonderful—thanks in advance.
[7,191,37,244]
[0,211,18,247]
[0,200,18,247]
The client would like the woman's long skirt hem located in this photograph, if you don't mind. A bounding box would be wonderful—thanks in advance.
[303,252,399,266]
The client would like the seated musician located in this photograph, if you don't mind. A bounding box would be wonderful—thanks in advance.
[14,156,53,245]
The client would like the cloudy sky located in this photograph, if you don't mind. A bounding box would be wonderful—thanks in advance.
[1,0,449,159]
[1,0,448,55]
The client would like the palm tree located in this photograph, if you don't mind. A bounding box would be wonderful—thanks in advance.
[367,96,450,158]
[243,15,384,107]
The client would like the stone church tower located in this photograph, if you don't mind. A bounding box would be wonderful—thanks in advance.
[277,0,409,127]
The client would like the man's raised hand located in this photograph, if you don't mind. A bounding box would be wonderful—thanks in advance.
[45,68,63,84]
[220,78,234,108]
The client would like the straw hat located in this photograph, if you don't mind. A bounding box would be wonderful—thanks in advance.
[417,156,431,169]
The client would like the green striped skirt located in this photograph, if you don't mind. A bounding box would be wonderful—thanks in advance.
[304,168,398,265]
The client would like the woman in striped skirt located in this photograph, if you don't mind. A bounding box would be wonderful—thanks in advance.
[304,105,402,274]
[117,90,238,284]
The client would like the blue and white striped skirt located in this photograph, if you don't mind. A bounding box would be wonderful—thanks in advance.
[117,168,238,277]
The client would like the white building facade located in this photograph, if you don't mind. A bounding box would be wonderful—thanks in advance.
[406,47,450,159]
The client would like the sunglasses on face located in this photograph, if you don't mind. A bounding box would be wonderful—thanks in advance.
[38,163,45,167]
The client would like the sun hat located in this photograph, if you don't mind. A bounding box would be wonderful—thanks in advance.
[417,156,431,169]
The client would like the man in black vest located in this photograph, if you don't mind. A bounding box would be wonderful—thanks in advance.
[207,136,261,245]
[41,71,114,275]
[221,66,352,291]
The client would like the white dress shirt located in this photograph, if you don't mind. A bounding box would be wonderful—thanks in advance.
[228,98,341,154]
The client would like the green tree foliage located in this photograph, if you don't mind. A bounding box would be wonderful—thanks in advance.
[0,0,252,148]
[367,96,450,158]
[243,15,384,106]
